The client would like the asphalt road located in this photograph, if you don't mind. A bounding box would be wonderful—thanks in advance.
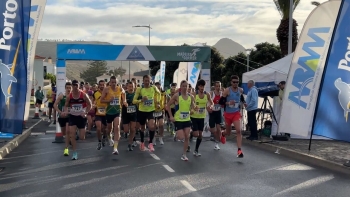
[0,132,350,197]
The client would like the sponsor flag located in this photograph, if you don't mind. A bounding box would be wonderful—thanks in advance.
[278,0,341,137]
[160,61,165,90]
[24,0,47,122]
[0,0,32,134]
[173,69,179,86]
[187,62,201,88]
[313,0,350,141]
[178,62,188,88]
[154,69,160,83]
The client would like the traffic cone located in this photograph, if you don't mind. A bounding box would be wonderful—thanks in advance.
[42,105,47,117]
[52,125,64,143]
[32,106,40,119]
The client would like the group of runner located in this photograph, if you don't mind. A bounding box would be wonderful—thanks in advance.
[53,74,245,161]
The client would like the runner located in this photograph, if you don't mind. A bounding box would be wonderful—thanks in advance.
[209,81,223,150]
[100,76,128,155]
[54,82,72,156]
[93,80,108,150]
[190,79,214,156]
[86,90,95,135]
[154,82,166,145]
[165,87,176,135]
[132,75,161,152]
[167,80,196,161]
[122,81,138,151]
[219,75,244,158]
[64,80,92,160]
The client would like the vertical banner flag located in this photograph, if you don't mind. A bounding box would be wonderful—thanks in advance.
[201,69,211,93]
[173,69,179,86]
[178,62,188,88]
[187,62,201,89]
[56,60,66,133]
[313,0,350,141]
[160,61,165,90]
[0,0,32,134]
[154,69,160,83]
[24,0,47,122]
[278,0,341,137]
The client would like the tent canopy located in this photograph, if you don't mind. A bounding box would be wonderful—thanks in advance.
[242,53,293,93]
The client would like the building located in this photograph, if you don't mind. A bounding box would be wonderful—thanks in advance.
[96,73,144,85]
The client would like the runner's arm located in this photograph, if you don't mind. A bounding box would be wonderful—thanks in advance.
[218,88,229,106]
[166,94,178,119]
[53,94,63,113]
[64,95,70,113]
[190,94,196,110]
[132,87,141,105]
[83,93,92,113]
[100,87,110,103]
[206,92,214,107]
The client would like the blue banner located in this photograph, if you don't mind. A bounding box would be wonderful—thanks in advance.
[57,44,125,60]
[313,0,350,141]
[0,0,31,134]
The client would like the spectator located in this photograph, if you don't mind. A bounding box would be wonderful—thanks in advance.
[35,86,44,112]
[244,80,258,140]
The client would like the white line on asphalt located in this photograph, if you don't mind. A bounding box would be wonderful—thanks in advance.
[150,154,160,160]
[163,165,175,172]
[272,175,334,196]
[180,180,197,192]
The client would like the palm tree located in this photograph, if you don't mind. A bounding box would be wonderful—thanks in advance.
[311,1,321,6]
[273,0,301,56]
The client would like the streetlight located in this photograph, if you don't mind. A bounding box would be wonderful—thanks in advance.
[245,49,252,72]
[132,24,152,76]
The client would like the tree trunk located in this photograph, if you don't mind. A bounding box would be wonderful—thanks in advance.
[277,18,298,56]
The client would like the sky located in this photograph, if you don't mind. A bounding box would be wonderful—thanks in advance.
[39,0,328,49]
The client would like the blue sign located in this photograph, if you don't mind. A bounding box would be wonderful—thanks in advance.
[57,44,125,60]
[127,46,145,60]
[313,0,350,141]
[189,62,200,84]
[0,0,31,134]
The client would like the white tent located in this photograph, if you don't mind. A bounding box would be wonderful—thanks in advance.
[242,53,293,86]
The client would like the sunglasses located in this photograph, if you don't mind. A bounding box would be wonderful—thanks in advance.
[231,81,239,84]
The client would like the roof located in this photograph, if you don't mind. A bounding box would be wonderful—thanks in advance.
[134,70,150,76]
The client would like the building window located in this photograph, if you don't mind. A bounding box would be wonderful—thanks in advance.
[104,79,107,82]
[43,66,47,77]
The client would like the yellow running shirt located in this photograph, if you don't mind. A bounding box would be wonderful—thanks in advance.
[94,90,107,116]
[133,86,160,112]
[191,91,208,119]
[174,93,191,122]
[106,86,123,115]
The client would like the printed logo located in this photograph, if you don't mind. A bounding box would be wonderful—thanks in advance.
[127,47,145,60]
[288,27,331,109]
[334,78,350,122]
[189,62,201,84]
[177,48,200,60]
[67,49,86,54]
[0,59,17,101]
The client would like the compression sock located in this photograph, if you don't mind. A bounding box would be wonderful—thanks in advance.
[149,130,155,143]
[195,138,202,151]
[140,131,145,143]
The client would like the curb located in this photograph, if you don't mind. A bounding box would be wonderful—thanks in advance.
[239,137,350,176]
[0,119,43,160]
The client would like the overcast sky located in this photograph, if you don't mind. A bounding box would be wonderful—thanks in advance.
[39,0,328,48]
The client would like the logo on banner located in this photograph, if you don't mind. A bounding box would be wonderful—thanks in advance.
[334,78,350,122]
[67,49,86,54]
[0,59,17,101]
[288,27,330,109]
[127,47,145,60]
[189,62,201,84]
[177,48,200,61]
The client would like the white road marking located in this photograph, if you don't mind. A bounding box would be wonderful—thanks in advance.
[272,175,334,196]
[276,163,313,171]
[163,165,175,172]
[150,154,160,160]
[180,180,197,192]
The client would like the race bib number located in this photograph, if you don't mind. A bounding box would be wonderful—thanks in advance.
[198,107,205,114]
[213,104,221,111]
[229,101,239,108]
[97,107,106,114]
[144,99,153,106]
[71,104,83,112]
[180,112,189,119]
[127,106,136,113]
[154,112,162,117]
[110,98,119,106]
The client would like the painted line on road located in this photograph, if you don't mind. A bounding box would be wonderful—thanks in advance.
[150,154,160,160]
[180,180,197,192]
[163,165,175,172]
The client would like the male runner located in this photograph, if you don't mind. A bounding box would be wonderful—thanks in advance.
[100,76,127,155]
[167,80,196,161]
[122,81,138,151]
[165,87,176,136]
[54,82,72,156]
[154,82,166,145]
[209,81,223,150]
[94,80,108,150]
[64,80,91,160]
[133,75,161,152]
[190,79,214,156]
[219,75,244,158]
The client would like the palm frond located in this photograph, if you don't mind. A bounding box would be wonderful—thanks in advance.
[273,0,301,19]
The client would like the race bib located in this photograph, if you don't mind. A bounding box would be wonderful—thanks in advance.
[97,107,106,114]
[229,101,239,108]
[127,105,136,113]
[71,104,83,112]
[180,112,189,119]
[154,112,162,117]
[144,99,153,106]
[110,98,119,106]
[213,104,221,111]
[198,107,205,114]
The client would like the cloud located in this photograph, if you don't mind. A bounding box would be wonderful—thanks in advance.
[39,0,328,49]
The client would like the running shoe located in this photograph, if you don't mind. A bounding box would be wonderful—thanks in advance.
[193,151,201,157]
[63,148,69,156]
[128,144,133,151]
[102,138,106,147]
[132,141,137,147]
[159,138,164,145]
[148,143,155,152]
[71,152,78,160]
[108,138,114,146]
[214,143,220,150]
[112,148,119,155]
[97,142,102,150]
[153,138,157,146]
[181,154,188,161]
[237,149,244,158]
[140,142,145,151]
